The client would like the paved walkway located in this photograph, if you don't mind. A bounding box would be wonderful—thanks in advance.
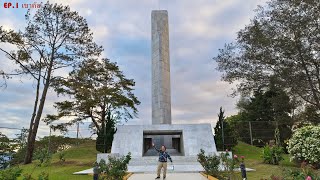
[128,173,207,180]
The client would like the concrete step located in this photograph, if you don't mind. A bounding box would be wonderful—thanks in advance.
[130,156,199,161]
[127,164,204,173]
[128,173,207,180]
[129,161,201,166]
[128,156,201,167]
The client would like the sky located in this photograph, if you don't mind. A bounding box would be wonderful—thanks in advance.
[0,0,268,139]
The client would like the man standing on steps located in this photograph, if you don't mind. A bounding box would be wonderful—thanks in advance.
[152,143,173,179]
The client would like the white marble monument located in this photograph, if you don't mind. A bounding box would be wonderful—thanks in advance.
[106,10,217,172]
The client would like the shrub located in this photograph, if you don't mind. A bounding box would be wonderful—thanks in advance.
[197,149,221,178]
[269,175,284,180]
[262,145,284,165]
[35,136,86,154]
[22,171,49,180]
[287,125,320,168]
[58,152,65,164]
[11,146,26,165]
[37,171,49,180]
[98,152,131,180]
[220,151,243,179]
[33,148,51,167]
[22,173,33,180]
[282,163,320,180]
[268,164,320,180]
[0,167,22,180]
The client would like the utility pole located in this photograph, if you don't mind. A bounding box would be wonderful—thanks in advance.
[76,122,79,146]
[249,121,253,146]
[76,122,79,139]
[221,118,225,150]
[104,121,107,153]
[48,125,52,154]
[20,129,24,145]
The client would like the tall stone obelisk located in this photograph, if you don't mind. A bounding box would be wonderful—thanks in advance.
[110,10,218,163]
[152,10,172,125]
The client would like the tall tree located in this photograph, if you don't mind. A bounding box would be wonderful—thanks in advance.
[214,107,225,151]
[214,107,237,151]
[235,84,294,145]
[44,58,140,152]
[0,2,103,164]
[95,110,116,153]
[295,105,320,126]
[0,132,12,154]
[214,0,320,110]
[238,84,293,124]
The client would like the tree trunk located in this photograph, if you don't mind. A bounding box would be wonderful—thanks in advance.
[24,56,54,164]
[101,105,106,153]
[90,112,101,133]
[26,62,41,153]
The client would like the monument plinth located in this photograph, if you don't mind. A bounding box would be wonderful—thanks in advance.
[108,10,217,173]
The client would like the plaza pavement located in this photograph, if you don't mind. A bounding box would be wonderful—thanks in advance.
[128,173,207,180]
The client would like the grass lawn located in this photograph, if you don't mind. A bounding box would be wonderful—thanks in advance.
[233,142,320,179]
[17,141,98,180]
[15,140,320,180]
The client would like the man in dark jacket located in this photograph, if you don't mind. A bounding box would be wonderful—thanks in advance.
[93,162,99,180]
[152,143,173,179]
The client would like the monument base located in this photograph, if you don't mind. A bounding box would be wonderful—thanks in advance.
[108,123,217,172]
[111,123,217,157]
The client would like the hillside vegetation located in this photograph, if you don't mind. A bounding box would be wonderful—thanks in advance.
[17,140,98,180]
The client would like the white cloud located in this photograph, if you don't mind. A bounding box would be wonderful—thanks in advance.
[0,0,268,138]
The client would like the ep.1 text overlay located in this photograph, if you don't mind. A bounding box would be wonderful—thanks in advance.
[3,2,41,9]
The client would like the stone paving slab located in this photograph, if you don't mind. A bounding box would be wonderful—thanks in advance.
[128,164,203,173]
[128,173,207,180]
[73,168,93,175]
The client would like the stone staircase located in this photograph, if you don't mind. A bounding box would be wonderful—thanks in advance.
[144,148,182,156]
[127,156,204,173]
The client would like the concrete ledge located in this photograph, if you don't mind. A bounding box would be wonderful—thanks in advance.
[128,164,204,173]
[73,168,93,175]
[124,173,133,180]
[200,172,219,180]
[73,169,133,180]
[97,153,119,163]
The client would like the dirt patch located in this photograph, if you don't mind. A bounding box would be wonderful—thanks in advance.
[51,160,93,166]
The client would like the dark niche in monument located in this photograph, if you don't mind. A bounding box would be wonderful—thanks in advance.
[143,130,184,156]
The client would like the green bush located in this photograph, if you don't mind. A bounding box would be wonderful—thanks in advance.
[33,148,51,167]
[58,152,65,164]
[269,175,284,180]
[35,136,82,153]
[197,149,221,178]
[220,152,243,179]
[262,145,284,165]
[0,167,22,180]
[11,146,26,165]
[37,171,49,180]
[98,152,131,180]
[22,173,33,180]
[288,125,320,168]
[282,163,320,180]
[22,171,49,180]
